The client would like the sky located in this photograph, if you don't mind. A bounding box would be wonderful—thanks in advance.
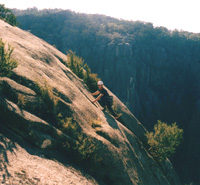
[1,0,200,33]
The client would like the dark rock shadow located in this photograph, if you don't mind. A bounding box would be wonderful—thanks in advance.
[103,111,119,130]
[0,124,17,183]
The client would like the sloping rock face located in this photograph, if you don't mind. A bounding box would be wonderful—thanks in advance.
[0,128,98,185]
[0,20,181,185]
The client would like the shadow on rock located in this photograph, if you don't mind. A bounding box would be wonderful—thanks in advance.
[0,126,17,183]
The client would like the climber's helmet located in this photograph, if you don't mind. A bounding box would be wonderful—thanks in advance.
[97,81,104,86]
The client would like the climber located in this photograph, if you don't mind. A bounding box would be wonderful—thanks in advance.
[92,81,121,119]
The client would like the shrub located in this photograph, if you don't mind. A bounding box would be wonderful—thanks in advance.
[34,80,59,123]
[66,50,100,92]
[146,120,183,161]
[57,114,101,162]
[0,39,18,77]
[75,134,97,160]
[66,50,84,79]
[57,114,79,138]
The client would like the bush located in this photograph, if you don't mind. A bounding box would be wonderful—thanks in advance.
[75,134,98,160]
[66,50,100,92]
[57,114,79,138]
[0,39,18,77]
[146,120,183,161]
[57,114,101,162]
[66,50,84,79]
[0,4,18,26]
[34,80,59,123]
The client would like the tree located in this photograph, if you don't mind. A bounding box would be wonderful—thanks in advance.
[146,120,183,161]
[0,39,18,77]
[0,4,18,26]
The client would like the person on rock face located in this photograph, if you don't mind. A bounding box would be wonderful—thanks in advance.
[92,81,120,119]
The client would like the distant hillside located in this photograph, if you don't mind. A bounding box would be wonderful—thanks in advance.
[13,8,200,185]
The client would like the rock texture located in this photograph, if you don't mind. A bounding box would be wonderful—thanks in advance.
[0,128,98,185]
[0,20,181,185]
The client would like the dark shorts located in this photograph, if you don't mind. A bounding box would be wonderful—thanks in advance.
[99,97,110,107]
[99,97,117,117]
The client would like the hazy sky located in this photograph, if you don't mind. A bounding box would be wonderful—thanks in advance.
[1,0,200,33]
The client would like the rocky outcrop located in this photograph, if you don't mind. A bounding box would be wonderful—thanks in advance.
[0,20,181,184]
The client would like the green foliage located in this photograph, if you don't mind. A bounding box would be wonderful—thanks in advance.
[67,50,84,79]
[75,134,98,160]
[57,114,79,138]
[34,80,59,122]
[0,39,18,77]
[0,4,18,26]
[14,8,200,128]
[57,114,101,162]
[146,120,183,161]
[66,50,100,92]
